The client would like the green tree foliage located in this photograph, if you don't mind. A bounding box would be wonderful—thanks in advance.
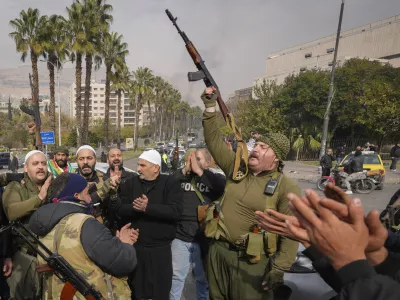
[241,58,400,151]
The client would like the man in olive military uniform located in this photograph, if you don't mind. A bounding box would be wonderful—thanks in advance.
[2,150,52,299]
[201,87,301,300]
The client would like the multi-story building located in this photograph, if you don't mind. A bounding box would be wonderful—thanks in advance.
[68,81,153,127]
[255,15,400,85]
[38,99,59,113]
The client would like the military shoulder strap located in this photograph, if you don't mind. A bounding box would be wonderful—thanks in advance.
[191,177,206,205]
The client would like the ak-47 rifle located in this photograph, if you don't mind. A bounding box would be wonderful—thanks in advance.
[0,221,103,299]
[165,9,248,181]
[20,74,42,149]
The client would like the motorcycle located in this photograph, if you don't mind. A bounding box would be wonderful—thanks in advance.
[316,165,378,194]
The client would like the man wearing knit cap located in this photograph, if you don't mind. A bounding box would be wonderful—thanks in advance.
[2,150,52,299]
[116,149,183,300]
[201,87,301,300]
[47,146,74,177]
[29,173,137,299]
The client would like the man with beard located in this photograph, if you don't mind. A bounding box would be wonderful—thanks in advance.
[200,87,301,300]
[103,148,135,232]
[2,150,52,299]
[75,145,119,225]
[47,146,74,177]
[116,149,183,300]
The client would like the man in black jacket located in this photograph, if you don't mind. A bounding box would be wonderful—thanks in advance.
[103,148,135,232]
[344,150,364,195]
[170,148,226,300]
[320,148,335,177]
[116,149,183,300]
[390,143,400,171]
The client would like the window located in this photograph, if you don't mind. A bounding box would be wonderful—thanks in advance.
[100,88,104,91]
[94,88,98,91]
[100,101,104,104]
[94,107,98,110]
[100,107,104,110]
[94,101,98,104]
[100,113,104,116]
[101,94,104,97]
[94,94,98,97]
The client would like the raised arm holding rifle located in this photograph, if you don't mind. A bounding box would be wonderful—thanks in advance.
[166,9,301,299]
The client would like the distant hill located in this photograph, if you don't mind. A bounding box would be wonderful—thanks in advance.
[0,65,106,113]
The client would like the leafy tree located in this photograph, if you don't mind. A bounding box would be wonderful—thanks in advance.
[9,8,48,147]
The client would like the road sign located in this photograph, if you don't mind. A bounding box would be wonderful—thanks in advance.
[126,138,133,149]
[40,131,55,145]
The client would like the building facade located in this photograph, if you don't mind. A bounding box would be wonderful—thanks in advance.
[255,15,400,85]
[68,81,153,127]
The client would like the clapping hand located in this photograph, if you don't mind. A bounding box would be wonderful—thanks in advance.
[116,223,139,245]
[133,194,148,212]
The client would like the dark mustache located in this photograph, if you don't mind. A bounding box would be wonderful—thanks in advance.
[82,164,91,169]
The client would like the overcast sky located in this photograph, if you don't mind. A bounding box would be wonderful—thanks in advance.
[1,0,399,105]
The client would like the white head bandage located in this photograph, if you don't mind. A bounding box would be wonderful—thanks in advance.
[76,145,96,157]
[138,149,161,166]
[24,150,45,164]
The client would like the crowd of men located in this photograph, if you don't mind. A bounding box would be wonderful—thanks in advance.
[0,87,399,300]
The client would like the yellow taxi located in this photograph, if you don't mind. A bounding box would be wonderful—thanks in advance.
[339,151,385,188]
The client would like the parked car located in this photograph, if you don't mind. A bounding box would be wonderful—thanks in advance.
[0,152,10,169]
[339,150,385,189]
[188,143,198,148]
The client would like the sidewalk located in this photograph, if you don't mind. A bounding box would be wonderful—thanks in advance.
[283,161,400,184]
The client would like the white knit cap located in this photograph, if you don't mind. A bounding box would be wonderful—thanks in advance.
[138,149,161,166]
[24,150,46,164]
[76,145,96,157]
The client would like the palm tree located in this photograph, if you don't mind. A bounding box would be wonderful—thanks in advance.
[152,76,165,139]
[157,82,174,141]
[66,2,89,146]
[131,67,154,150]
[98,32,129,149]
[81,0,113,143]
[111,66,131,149]
[9,8,48,149]
[43,15,69,135]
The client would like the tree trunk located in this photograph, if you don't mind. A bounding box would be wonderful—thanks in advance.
[104,64,112,150]
[153,91,159,140]
[75,52,83,146]
[30,51,41,150]
[133,94,140,151]
[159,106,163,141]
[116,89,122,149]
[147,99,152,134]
[83,54,93,144]
[48,55,56,134]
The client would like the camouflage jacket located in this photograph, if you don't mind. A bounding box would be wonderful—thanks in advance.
[30,202,136,299]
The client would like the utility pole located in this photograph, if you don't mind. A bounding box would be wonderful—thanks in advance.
[319,0,345,159]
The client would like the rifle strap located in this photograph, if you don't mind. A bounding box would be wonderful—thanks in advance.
[226,113,248,181]
[191,177,206,205]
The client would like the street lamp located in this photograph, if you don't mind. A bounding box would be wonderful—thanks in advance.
[40,59,72,146]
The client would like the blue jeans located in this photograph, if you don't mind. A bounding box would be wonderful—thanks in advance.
[170,239,209,300]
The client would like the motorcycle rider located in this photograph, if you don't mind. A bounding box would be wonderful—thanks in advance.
[343,150,364,195]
